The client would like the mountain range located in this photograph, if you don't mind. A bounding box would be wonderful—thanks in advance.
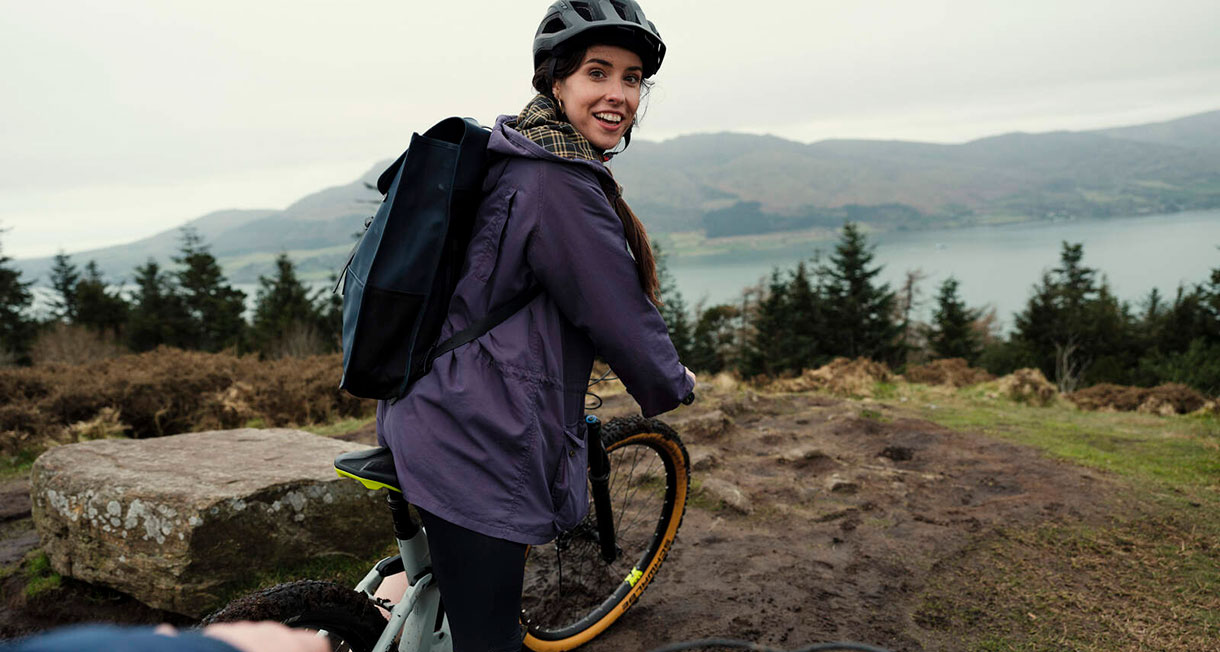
[16,109,1220,285]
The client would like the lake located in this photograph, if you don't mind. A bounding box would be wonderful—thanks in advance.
[667,210,1220,330]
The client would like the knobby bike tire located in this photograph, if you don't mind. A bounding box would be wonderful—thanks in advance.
[202,579,389,652]
[521,416,690,651]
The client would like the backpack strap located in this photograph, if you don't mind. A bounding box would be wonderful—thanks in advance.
[412,283,544,383]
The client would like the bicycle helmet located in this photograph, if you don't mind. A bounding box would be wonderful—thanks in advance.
[533,0,666,78]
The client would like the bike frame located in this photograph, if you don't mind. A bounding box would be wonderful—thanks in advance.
[349,503,452,652]
[337,415,616,652]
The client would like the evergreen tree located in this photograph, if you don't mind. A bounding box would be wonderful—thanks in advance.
[786,261,825,371]
[73,261,128,339]
[820,223,902,364]
[251,252,325,356]
[742,269,793,377]
[689,304,740,374]
[0,236,36,363]
[173,229,247,352]
[127,260,193,352]
[654,241,694,362]
[48,251,80,322]
[929,276,982,363]
[319,272,344,352]
[1012,242,1135,389]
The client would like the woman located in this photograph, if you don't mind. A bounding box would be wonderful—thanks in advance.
[376,1,693,650]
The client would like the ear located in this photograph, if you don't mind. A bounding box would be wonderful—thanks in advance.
[551,80,563,102]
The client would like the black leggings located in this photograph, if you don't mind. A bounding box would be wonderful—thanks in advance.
[416,507,528,652]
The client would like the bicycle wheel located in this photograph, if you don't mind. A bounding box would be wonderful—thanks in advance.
[521,415,690,651]
[202,580,389,652]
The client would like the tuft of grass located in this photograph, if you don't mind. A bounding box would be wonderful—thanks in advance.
[872,381,900,400]
[300,416,376,438]
[23,551,63,599]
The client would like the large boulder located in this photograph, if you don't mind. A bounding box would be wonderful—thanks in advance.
[30,428,390,617]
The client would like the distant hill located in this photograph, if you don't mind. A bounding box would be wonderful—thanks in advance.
[1094,110,1220,151]
[16,109,1220,284]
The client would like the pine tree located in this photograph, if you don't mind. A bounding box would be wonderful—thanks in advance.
[127,260,193,352]
[689,304,740,374]
[820,223,901,364]
[654,241,693,362]
[48,251,80,322]
[74,261,128,339]
[786,261,824,371]
[1012,242,1136,389]
[173,229,247,352]
[0,235,35,363]
[929,276,982,363]
[251,253,325,357]
[742,270,790,377]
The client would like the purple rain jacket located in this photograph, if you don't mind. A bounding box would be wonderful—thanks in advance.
[376,115,693,545]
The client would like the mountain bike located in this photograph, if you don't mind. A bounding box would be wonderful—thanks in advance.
[204,413,691,652]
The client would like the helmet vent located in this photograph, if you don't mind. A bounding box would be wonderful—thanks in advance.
[541,17,567,34]
[609,1,632,21]
[569,1,596,21]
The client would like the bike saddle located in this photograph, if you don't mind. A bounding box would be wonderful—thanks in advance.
[334,447,402,493]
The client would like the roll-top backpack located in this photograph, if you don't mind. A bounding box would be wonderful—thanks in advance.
[338,117,540,400]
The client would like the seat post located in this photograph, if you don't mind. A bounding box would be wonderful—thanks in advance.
[386,492,421,540]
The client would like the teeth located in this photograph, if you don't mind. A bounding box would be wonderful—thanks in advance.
[594,112,622,124]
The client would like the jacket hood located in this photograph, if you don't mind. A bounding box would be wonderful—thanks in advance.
[489,114,614,185]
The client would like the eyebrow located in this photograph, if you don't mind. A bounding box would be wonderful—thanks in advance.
[585,57,644,72]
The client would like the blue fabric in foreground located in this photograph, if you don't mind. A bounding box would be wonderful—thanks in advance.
[0,625,238,652]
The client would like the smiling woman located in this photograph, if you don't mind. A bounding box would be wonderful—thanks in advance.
[370,2,695,652]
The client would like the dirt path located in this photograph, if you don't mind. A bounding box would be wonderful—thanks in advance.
[1,389,1118,650]
[582,390,1112,651]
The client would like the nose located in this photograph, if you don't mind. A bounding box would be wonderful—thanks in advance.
[605,81,625,104]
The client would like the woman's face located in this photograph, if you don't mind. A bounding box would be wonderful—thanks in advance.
[552,45,643,151]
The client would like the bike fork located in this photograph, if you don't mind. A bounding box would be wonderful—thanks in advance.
[586,415,619,564]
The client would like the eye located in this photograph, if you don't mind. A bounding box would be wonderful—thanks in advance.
[624,73,641,86]
[589,68,606,79]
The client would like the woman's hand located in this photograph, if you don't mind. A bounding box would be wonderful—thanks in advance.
[684,366,697,388]
[156,623,329,652]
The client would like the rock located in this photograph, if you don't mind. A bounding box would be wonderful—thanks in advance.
[700,478,752,514]
[777,446,839,472]
[30,429,390,617]
[686,445,721,471]
[825,474,860,494]
[672,409,733,440]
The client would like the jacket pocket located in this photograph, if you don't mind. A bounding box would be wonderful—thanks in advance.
[549,420,589,532]
[471,188,516,282]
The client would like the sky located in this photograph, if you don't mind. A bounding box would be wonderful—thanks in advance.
[2,0,1219,260]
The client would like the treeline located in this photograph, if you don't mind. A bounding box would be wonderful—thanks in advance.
[0,229,339,365]
[659,223,1220,397]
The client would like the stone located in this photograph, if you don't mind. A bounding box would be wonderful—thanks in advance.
[686,445,721,471]
[672,409,733,441]
[700,478,752,514]
[30,429,390,617]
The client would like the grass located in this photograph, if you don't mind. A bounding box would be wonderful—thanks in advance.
[894,383,1220,651]
[23,551,63,599]
[211,543,397,611]
[300,415,376,438]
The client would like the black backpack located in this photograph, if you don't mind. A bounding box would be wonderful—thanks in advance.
[338,117,540,400]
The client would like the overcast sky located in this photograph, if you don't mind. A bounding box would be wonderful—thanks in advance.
[3,0,1219,260]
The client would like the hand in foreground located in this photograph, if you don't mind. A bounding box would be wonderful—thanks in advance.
[157,622,329,652]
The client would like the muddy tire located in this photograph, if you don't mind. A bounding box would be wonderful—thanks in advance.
[202,580,388,652]
[521,416,690,651]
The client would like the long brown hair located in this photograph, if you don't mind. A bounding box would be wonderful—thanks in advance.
[532,48,661,305]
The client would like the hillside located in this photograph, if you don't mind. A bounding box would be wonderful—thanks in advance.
[16,109,1220,285]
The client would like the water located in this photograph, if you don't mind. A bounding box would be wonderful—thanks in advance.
[668,210,1220,330]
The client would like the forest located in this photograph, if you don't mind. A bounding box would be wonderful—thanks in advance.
[2,223,1218,400]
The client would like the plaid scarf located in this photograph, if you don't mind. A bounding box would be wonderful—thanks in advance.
[510,94,605,163]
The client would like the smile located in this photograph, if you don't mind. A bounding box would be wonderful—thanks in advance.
[594,112,623,125]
